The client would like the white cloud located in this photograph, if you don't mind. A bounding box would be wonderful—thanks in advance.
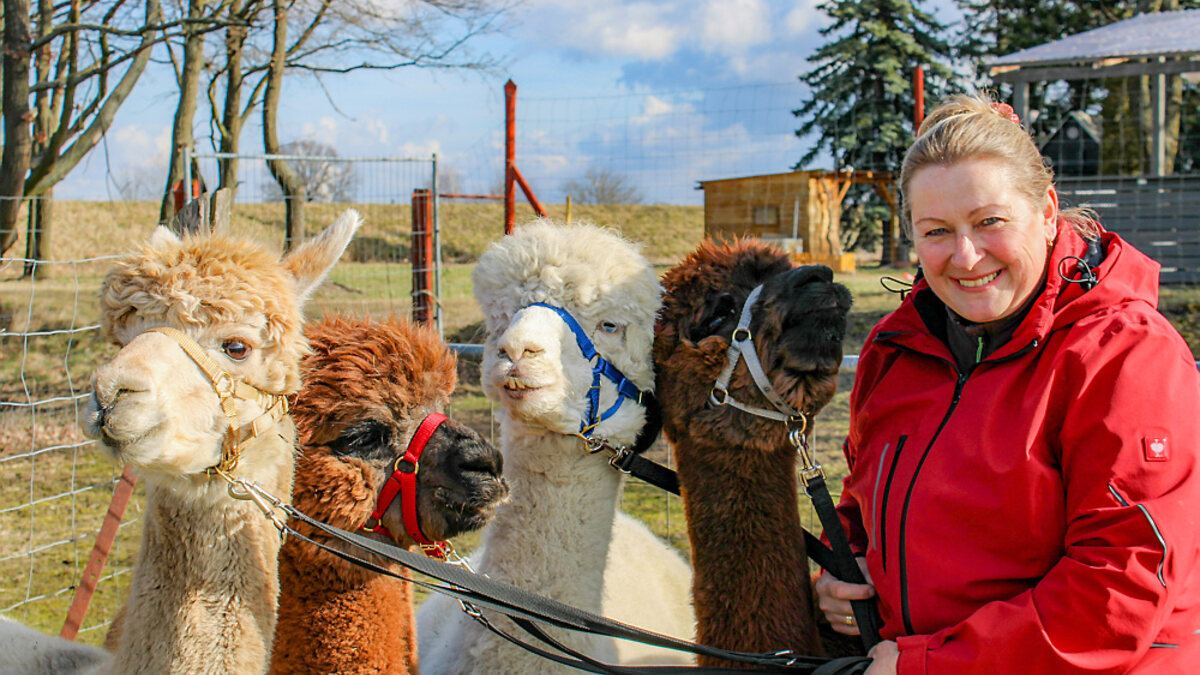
[300,117,340,147]
[784,0,821,36]
[582,4,681,60]
[396,140,442,157]
[700,0,771,54]
[111,124,170,168]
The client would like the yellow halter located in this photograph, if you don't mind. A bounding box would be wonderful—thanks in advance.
[145,326,290,476]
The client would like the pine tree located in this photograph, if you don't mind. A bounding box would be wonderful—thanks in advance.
[794,0,955,259]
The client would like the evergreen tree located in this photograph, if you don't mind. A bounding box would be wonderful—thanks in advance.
[794,0,955,258]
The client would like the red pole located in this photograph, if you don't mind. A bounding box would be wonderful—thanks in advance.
[511,166,547,218]
[504,79,516,235]
[60,466,138,640]
[411,189,435,326]
[914,65,925,133]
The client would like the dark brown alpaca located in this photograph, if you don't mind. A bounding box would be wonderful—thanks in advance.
[653,239,852,668]
[270,316,508,675]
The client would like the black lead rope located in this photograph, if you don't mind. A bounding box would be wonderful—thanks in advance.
[803,472,883,651]
[281,505,870,674]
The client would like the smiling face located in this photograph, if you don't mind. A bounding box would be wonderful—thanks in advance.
[908,157,1058,323]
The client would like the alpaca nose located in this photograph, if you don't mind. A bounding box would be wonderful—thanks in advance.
[786,264,834,289]
[91,364,152,411]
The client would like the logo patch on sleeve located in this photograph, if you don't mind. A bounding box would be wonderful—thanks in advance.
[1143,436,1170,462]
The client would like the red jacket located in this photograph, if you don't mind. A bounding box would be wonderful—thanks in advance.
[839,222,1200,673]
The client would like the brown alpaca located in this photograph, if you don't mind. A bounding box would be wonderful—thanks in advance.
[270,316,508,675]
[653,239,853,668]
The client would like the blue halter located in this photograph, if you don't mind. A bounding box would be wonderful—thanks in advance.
[525,303,649,438]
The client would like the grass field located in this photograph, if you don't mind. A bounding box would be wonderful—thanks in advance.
[2,199,1198,644]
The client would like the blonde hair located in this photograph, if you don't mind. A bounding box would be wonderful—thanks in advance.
[899,92,1098,239]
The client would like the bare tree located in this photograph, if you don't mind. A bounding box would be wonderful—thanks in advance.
[1,0,169,259]
[562,166,643,205]
[262,139,356,203]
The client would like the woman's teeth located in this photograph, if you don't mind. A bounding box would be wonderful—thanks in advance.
[958,271,999,288]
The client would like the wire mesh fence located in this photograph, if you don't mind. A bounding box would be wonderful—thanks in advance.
[3,77,1200,645]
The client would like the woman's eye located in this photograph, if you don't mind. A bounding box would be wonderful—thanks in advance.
[980,216,1002,227]
[923,227,948,238]
[599,321,621,335]
[222,339,252,361]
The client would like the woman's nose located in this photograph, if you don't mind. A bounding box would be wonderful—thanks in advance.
[950,233,985,269]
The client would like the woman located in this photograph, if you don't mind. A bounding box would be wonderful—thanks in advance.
[815,93,1200,674]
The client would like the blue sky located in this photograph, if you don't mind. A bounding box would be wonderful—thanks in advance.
[59,0,964,205]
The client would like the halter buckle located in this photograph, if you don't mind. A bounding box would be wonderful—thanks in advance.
[213,371,236,398]
[709,387,729,406]
[732,327,751,343]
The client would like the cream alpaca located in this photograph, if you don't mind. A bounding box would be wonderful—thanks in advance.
[0,212,358,675]
[417,220,695,673]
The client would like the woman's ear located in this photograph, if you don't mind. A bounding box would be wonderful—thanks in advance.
[1043,186,1060,242]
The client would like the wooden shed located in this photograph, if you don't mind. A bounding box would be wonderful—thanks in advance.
[697,169,895,271]
[1040,111,1102,177]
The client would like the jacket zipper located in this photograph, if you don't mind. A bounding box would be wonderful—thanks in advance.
[889,336,1041,634]
[876,436,906,573]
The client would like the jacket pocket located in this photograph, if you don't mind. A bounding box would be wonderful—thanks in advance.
[877,435,906,573]
[1108,483,1168,588]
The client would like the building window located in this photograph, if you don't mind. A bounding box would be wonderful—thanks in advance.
[752,205,779,229]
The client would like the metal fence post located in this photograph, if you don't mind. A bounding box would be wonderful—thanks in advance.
[411,188,435,326]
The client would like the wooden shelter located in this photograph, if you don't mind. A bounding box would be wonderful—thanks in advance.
[1040,111,1102,177]
[697,169,896,272]
[989,9,1200,282]
[990,9,1200,178]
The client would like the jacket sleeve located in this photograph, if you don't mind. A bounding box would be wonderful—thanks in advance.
[897,317,1200,674]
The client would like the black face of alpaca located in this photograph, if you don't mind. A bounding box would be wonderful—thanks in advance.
[689,261,851,414]
[415,420,508,540]
[326,415,508,542]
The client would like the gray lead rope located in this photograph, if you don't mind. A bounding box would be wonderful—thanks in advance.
[708,284,883,651]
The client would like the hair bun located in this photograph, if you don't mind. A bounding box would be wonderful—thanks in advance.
[990,102,1021,126]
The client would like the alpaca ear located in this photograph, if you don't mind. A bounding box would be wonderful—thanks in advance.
[282,209,361,304]
[149,225,181,248]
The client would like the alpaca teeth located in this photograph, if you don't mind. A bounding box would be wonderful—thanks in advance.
[958,271,999,288]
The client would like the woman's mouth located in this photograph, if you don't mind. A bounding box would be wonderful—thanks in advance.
[956,270,1000,288]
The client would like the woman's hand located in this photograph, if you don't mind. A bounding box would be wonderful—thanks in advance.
[865,640,899,674]
[813,556,875,636]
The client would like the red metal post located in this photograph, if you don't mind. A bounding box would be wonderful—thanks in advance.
[504,79,517,235]
[60,465,138,640]
[914,65,925,133]
[511,166,548,218]
[411,189,435,326]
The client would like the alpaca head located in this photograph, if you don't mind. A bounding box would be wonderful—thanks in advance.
[81,211,361,479]
[654,238,852,454]
[472,220,661,448]
[289,316,507,548]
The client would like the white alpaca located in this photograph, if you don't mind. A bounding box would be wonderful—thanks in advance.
[0,212,359,674]
[417,220,695,674]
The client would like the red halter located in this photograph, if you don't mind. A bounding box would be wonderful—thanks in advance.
[362,412,450,559]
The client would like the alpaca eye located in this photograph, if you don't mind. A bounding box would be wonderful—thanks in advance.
[598,321,621,335]
[328,420,392,461]
[222,339,252,361]
[690,294,738,342]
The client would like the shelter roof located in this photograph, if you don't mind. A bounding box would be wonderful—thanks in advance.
[991,9,1200,68]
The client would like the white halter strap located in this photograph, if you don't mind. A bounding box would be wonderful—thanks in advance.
[708,284,806,426]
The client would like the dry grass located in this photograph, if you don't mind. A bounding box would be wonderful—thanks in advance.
[2,197,1197,645]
